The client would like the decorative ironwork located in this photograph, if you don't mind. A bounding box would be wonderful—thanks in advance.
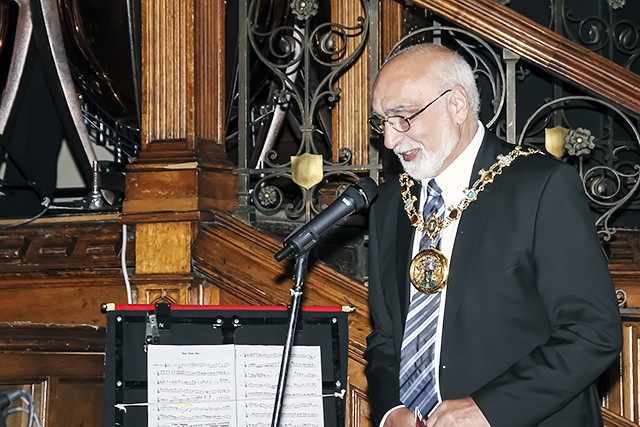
[564,127,596,156]
[236,0,372,224]
[549,0,639,72]
[290,0,319,21]
[518,96,640,240]
[608,0,626,10]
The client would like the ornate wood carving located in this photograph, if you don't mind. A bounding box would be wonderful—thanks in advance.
[0,216,132,325]
[123,0,235,305]
[123,0,233,223]
[331,0,371,166]
[0,214,128,272]
[0,323,105,427]
[606,230,640,309]
[138,0,224,152]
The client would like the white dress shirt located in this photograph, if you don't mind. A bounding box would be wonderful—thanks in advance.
[380,122,485,426]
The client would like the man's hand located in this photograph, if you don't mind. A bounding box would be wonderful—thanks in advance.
[426,398,490,427]
[383,406,418,427]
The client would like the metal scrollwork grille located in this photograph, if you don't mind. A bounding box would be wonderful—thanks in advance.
[233,0,374,227]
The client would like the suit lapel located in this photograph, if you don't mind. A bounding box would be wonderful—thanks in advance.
[442,134,509,337]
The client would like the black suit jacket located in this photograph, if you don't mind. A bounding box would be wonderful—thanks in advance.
[364,133,622,427]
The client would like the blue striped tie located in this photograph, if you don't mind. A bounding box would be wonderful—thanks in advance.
[399,179,445,415]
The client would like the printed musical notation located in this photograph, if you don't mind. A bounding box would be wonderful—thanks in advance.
[147,344,324,427]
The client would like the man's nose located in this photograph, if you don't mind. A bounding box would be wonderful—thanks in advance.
[384,126,405,150]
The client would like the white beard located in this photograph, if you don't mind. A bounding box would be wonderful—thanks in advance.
[395,124,459,180]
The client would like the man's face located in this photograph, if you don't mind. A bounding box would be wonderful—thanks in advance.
[371,56,460,180]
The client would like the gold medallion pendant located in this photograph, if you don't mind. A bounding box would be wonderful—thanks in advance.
[410,248,449,294]
[400,146,542,295]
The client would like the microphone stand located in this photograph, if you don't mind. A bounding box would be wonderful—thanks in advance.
[270,251,309,427]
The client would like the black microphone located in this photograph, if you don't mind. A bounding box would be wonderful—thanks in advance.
[275,177,378,261]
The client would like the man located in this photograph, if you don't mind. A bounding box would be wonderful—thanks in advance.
[364,43,623,427]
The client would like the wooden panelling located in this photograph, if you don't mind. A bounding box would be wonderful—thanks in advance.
[0,323,105,427]
[0,276,126,325]
[0,216,133,325]
[130,222,205,304]
[0,214,130,273]
[331,0,371,165]
[134,222,194,274]
[197,169,238,214]
[123,169,200,213]
[606,231,640,309]
[0,218,126,424]
[47,379,104,426]
[0,215,637,427]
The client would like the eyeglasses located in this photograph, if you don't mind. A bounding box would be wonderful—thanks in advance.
[367,89,452,134]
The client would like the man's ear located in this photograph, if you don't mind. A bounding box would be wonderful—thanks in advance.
[448,84,470,124]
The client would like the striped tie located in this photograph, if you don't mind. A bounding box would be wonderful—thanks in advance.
[399,179,445,415]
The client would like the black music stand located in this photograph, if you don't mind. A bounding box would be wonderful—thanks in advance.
[101,303,348,427]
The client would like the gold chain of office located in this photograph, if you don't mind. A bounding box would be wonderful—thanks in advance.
[400,145,542,294]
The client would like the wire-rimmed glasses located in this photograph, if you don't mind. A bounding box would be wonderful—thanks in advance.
[367,89,451,134]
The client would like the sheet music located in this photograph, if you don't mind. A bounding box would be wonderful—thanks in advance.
[147,344,324,427]
[148,344,237,426]
[236,345,324,426]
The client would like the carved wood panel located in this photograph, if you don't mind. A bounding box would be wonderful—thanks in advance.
[0,216,133,324]
[0,217,130,426]
[603,311,640,423]
[0,323,105,427]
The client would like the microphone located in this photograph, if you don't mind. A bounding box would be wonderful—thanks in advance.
[275,177,378,261]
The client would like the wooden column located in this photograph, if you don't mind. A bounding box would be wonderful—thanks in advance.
[380,0,404,59]
[331,1,370,166]
[330,0,403,171]
[122,0,231,305]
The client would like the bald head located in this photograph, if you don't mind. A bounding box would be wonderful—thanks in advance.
[370,43,481,179]
[375,44,480,118]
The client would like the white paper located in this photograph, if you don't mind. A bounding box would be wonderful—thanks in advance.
[147,345,237,426]
[236,345,324,426]
[147,344,324,427]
